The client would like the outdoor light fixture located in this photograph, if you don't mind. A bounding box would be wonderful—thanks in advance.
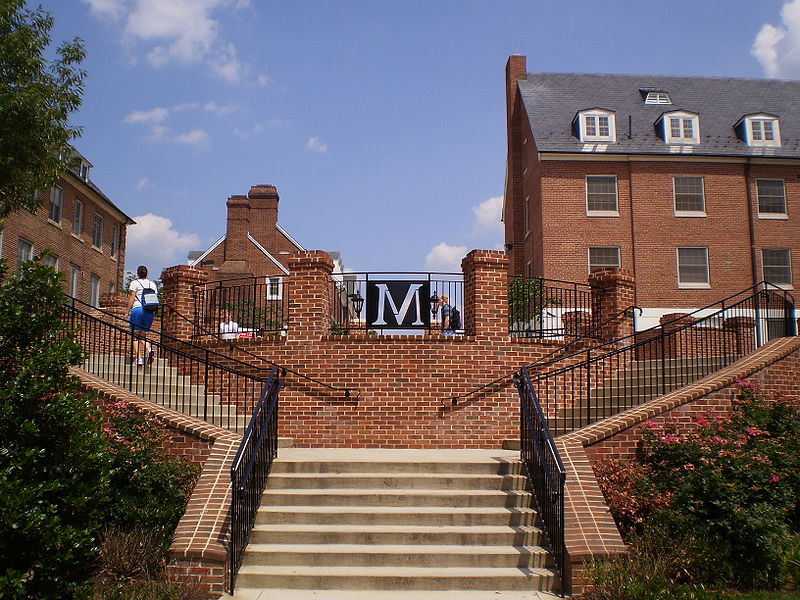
[430,292,439,317]
[349,291,364,318]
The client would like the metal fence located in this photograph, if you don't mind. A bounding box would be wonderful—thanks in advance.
[65,298,270,434]
[530,282,796,436]
[509,276,598,339]
[230,367,281,591]
[330,272,464,335]
[193,276,289,341]
[515,367,567,597]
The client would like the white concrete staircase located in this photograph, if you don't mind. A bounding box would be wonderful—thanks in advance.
[232,449,559,598]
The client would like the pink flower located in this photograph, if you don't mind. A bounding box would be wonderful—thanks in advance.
[640,420,659,430]
[770,473,780,483]
[695,417,710,427]
[659,434,681,443]
[744,427,766,437]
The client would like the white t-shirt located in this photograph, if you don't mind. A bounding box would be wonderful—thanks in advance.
[220,320,240,340]
[129,278,156,309]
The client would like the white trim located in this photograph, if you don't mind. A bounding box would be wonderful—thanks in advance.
[276,224,305,251]
[188,235,225,266]
[247,233,290,275]
[576,109,616,143]
[739,113,781,147]
[659,110,700,145]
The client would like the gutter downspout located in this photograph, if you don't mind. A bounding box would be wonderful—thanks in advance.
[745,160,759,289]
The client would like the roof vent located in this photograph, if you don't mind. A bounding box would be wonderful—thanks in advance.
[642,90,672,105]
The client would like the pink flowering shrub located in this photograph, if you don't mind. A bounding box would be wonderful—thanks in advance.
[595,381,800,589]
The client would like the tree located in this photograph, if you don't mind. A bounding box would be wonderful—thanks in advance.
[0,0,86,218]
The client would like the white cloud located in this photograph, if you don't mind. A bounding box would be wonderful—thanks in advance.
[122,106,169,124]
[135,177,151,191]
[126,213,202,273]
[175,128,210,148]
[84,0,267,85]
[204,101,239,115]
[306,136,328,153]
[233,122,264,140]
[122,103,218,147]
[753,0,800,77]
[472,195,503,233]
[425,242,468,272]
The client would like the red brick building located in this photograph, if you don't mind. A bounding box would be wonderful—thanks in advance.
[504,55,800,329]
[188,185,308,290]
[1,149,134,305]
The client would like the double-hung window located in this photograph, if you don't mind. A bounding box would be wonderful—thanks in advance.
[757,179,787,217]
[739,114,781,147]
[89,274,100,307]
[586,176,618,215]
[577,109,616,143]
[73,200,84,236]
[70,264,80,298]
[762,248,792,287]
[588,247,621,273]
[92,213,104,249]
[673,176,705,214]
[266,277,283,300]
[17,238,33,273]
[49,187,63,224]
[677,247,710,288]
[660,111,700,144]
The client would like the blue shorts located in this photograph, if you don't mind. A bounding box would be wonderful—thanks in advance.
[130,306,155,332]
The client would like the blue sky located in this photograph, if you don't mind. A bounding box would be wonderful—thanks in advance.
[41,0,800,278]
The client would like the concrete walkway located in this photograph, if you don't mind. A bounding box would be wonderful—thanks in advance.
[223,589,562,599]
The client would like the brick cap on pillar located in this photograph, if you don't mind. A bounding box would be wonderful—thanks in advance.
[161,264,209,284]
[248,184,279,199]
[462,249,509,270]
[588,267,635,288]
[289,250,334,273]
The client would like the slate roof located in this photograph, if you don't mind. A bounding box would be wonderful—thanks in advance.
[518,72,800,159]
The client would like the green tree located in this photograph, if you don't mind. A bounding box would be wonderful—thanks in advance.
[0,0,86,217]
[0,258,110,599]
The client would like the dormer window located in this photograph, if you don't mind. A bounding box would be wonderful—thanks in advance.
[79,161,90,181]
[575,109,616,143]
[642,90,672,105]
[736,114,781,147]
[657,111,700,144]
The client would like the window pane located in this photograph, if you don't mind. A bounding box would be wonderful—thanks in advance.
[762,248,792,285]
[44,254,58,269]
[73,200,84,235]
[17,239,33,273]
[678,248,709,284]
[49,187,63,223]
[763,120,775,140]
[589,247,620,272]
[70,265,80,298]
[682,118,694,138]
[93,214,103,248]
[587,176,618,212]
[670,117,682,138]
[90,275,100,307]
[674,176,705,212]
[757,180,786,214]
[584,116,597,137]
[597,116,610,136]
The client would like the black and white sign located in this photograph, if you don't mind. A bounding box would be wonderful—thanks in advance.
[365,280,431,329]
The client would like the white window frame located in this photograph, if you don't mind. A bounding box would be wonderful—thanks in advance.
[266,276,283,300]
[17,238,33,273]
[741,114,781,147]
[524,195,530,235]
[586,175,619,216]
[588,246,621,273]
[92,213,104,249]
[673,176,706,216]
[644,91,671,105]
[44,253,59,270]
[111,224,119,259]
[677,247,710,288]
[89,274,100,307]
[73,199,84,236]
[756,179,787,219]
[70,264,80,299]
[661,111,700,144]
[761,248,793,288]
[578,109,616,143]
[48,186,63,224]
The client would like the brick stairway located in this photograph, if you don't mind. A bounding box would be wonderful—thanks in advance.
[231,449,559,597]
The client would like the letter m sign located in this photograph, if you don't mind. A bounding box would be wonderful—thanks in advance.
[366,280,431,329]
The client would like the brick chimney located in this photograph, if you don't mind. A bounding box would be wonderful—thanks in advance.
[246,185,279,252]
[220,194,251,276]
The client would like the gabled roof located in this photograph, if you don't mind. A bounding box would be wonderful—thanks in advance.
[518,72,800,158]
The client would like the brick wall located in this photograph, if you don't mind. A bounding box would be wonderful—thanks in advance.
[2,171,130,301]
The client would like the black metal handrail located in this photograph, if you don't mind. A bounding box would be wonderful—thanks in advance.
[330,272,464,335]
[509,276,600,339]
[532,282,796,436]
[64,301,269,434]
[514,367,567,597]
[192,276,289,340]
[229,366,281,591]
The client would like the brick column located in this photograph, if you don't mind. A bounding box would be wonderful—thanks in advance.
[160,265,208,342]
[724,316,756,356]
[462,250,509,339]
[588,268,636,342]
[287,251,334,340]
[99,291,129,320]
[563,310,592,339]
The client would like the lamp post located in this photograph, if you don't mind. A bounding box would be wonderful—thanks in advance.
[349,291,364,319]
[430,292,439,317]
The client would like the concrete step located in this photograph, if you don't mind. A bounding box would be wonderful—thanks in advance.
[258,488,535,509]
[226,590,560,600]
[234,565,558,592]
[265,473,530,491]
[240,543,551,568]
[255,505,538,527]
[271,460,525,475]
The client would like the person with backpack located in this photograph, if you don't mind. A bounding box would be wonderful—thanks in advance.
[437,293,461,335]
[127,265,159,367]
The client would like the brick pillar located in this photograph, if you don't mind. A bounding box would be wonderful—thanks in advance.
[287,251,334,340]
[588,268,636,342]
[462,250,509,339]
[563,310,591,339]
[99,291,129,320]
[161,265,208,342]
[660,312,695,358]
[724,316,756,355]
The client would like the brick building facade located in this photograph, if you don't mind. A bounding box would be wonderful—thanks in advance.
[1,149,133,304]
[504,55,800,329]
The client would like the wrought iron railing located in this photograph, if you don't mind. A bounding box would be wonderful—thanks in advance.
[65,298,272,433]
[509,276,599,339]
[531,282,796,436]
[229,366,281,591]
[193,276,289,341]
[514,367,567,597]
[330,272,464,335]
